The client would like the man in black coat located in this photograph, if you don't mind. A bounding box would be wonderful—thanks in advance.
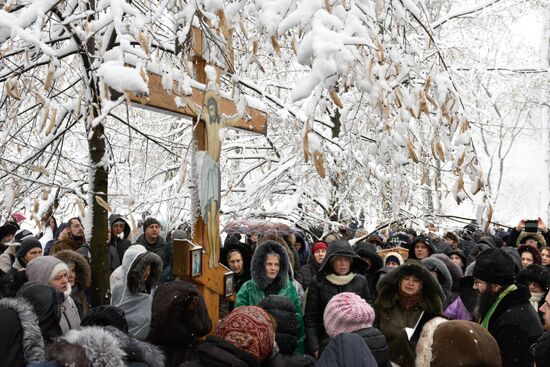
[473,248,543,367]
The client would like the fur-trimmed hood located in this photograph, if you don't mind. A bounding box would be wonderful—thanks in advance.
[54,250,91,290]
[251,240,290,290]
[375,263,444,314]
[106,326,165,367]
[126,252,162,294]
[518,232,546,248]
[109,214,131,240]
[0,297,45,364]
[317,239,368,280]
[63,326,126,367]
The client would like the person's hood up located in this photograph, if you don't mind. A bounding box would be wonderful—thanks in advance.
[0,297,45,364]
[383,251,404,266]
[109,214,131,240]
[375,263,444,313]
[106,326,165,367]
[315,333,377,367]
[125,251,162,294]
[251,240,290,290]
[26,256,68,286]
[119,245,147,281]
[54,250,91,290]
[63,326,126,367]
[317,239,368,280]
[354,241,383,273]
[408,235,437,260]
[16,282,63,344]
[422,257,453,294]
[220,239,252,278]
[431,253,463,291]
[147,280,211,348]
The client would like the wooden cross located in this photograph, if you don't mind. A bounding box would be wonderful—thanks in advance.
[127,27,267,330]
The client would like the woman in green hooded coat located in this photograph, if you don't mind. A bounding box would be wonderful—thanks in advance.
[236,240,305,354]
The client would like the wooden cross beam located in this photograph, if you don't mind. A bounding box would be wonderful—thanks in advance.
[126,26,267,331]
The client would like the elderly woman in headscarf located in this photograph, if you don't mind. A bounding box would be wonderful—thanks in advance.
[26,256,81,333]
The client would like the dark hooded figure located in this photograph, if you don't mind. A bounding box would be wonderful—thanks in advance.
[220,236,252,295]
[422,257,454,308]
[407,235,436,261]
[0,297,45,366]
[303,239,371,356]
[235,240,304,354]
[16,282,64,345]
[147,281,212,367]
[354,241,383,298]
[109,214,132,266]
[374,263,445,367]
[111,247,163,339]
[315,333,378,367]
[431,253,463,297]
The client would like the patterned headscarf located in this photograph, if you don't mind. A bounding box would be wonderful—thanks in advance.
[216,306,275,362]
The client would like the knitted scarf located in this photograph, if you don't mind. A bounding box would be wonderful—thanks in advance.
[399,289,424,312]
[325,273,355,286]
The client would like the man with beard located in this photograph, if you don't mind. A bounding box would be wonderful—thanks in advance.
[473,248,542,367]
[50,217,90,259]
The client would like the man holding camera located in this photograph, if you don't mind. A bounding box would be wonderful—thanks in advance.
[506,218,550,249]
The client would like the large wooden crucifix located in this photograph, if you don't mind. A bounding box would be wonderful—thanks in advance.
[126,26,267,330]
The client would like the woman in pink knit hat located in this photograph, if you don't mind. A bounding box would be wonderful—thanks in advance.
[323,292,390,366]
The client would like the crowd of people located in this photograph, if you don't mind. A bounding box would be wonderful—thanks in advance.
[1,213,550,367]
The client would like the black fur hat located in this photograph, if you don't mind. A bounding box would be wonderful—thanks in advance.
[473,248,516,286]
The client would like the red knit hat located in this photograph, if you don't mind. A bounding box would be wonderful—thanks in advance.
[312,241,328,254]
[323,292,375,338]
[216,306,275,362]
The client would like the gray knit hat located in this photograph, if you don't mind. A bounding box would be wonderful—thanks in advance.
[26,256,68,285]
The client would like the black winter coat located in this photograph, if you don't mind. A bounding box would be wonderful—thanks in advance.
[295,259,320,290]
[315,333,377,367]
[179,336,259,367]
[353,328,391,367]
[303,240,371,354]
[258,295,298,356]
[486,285,543,367]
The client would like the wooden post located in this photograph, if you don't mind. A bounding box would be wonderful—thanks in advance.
[127,26,267,330]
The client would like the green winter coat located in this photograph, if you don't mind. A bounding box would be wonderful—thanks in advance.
[235,241,305,354]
